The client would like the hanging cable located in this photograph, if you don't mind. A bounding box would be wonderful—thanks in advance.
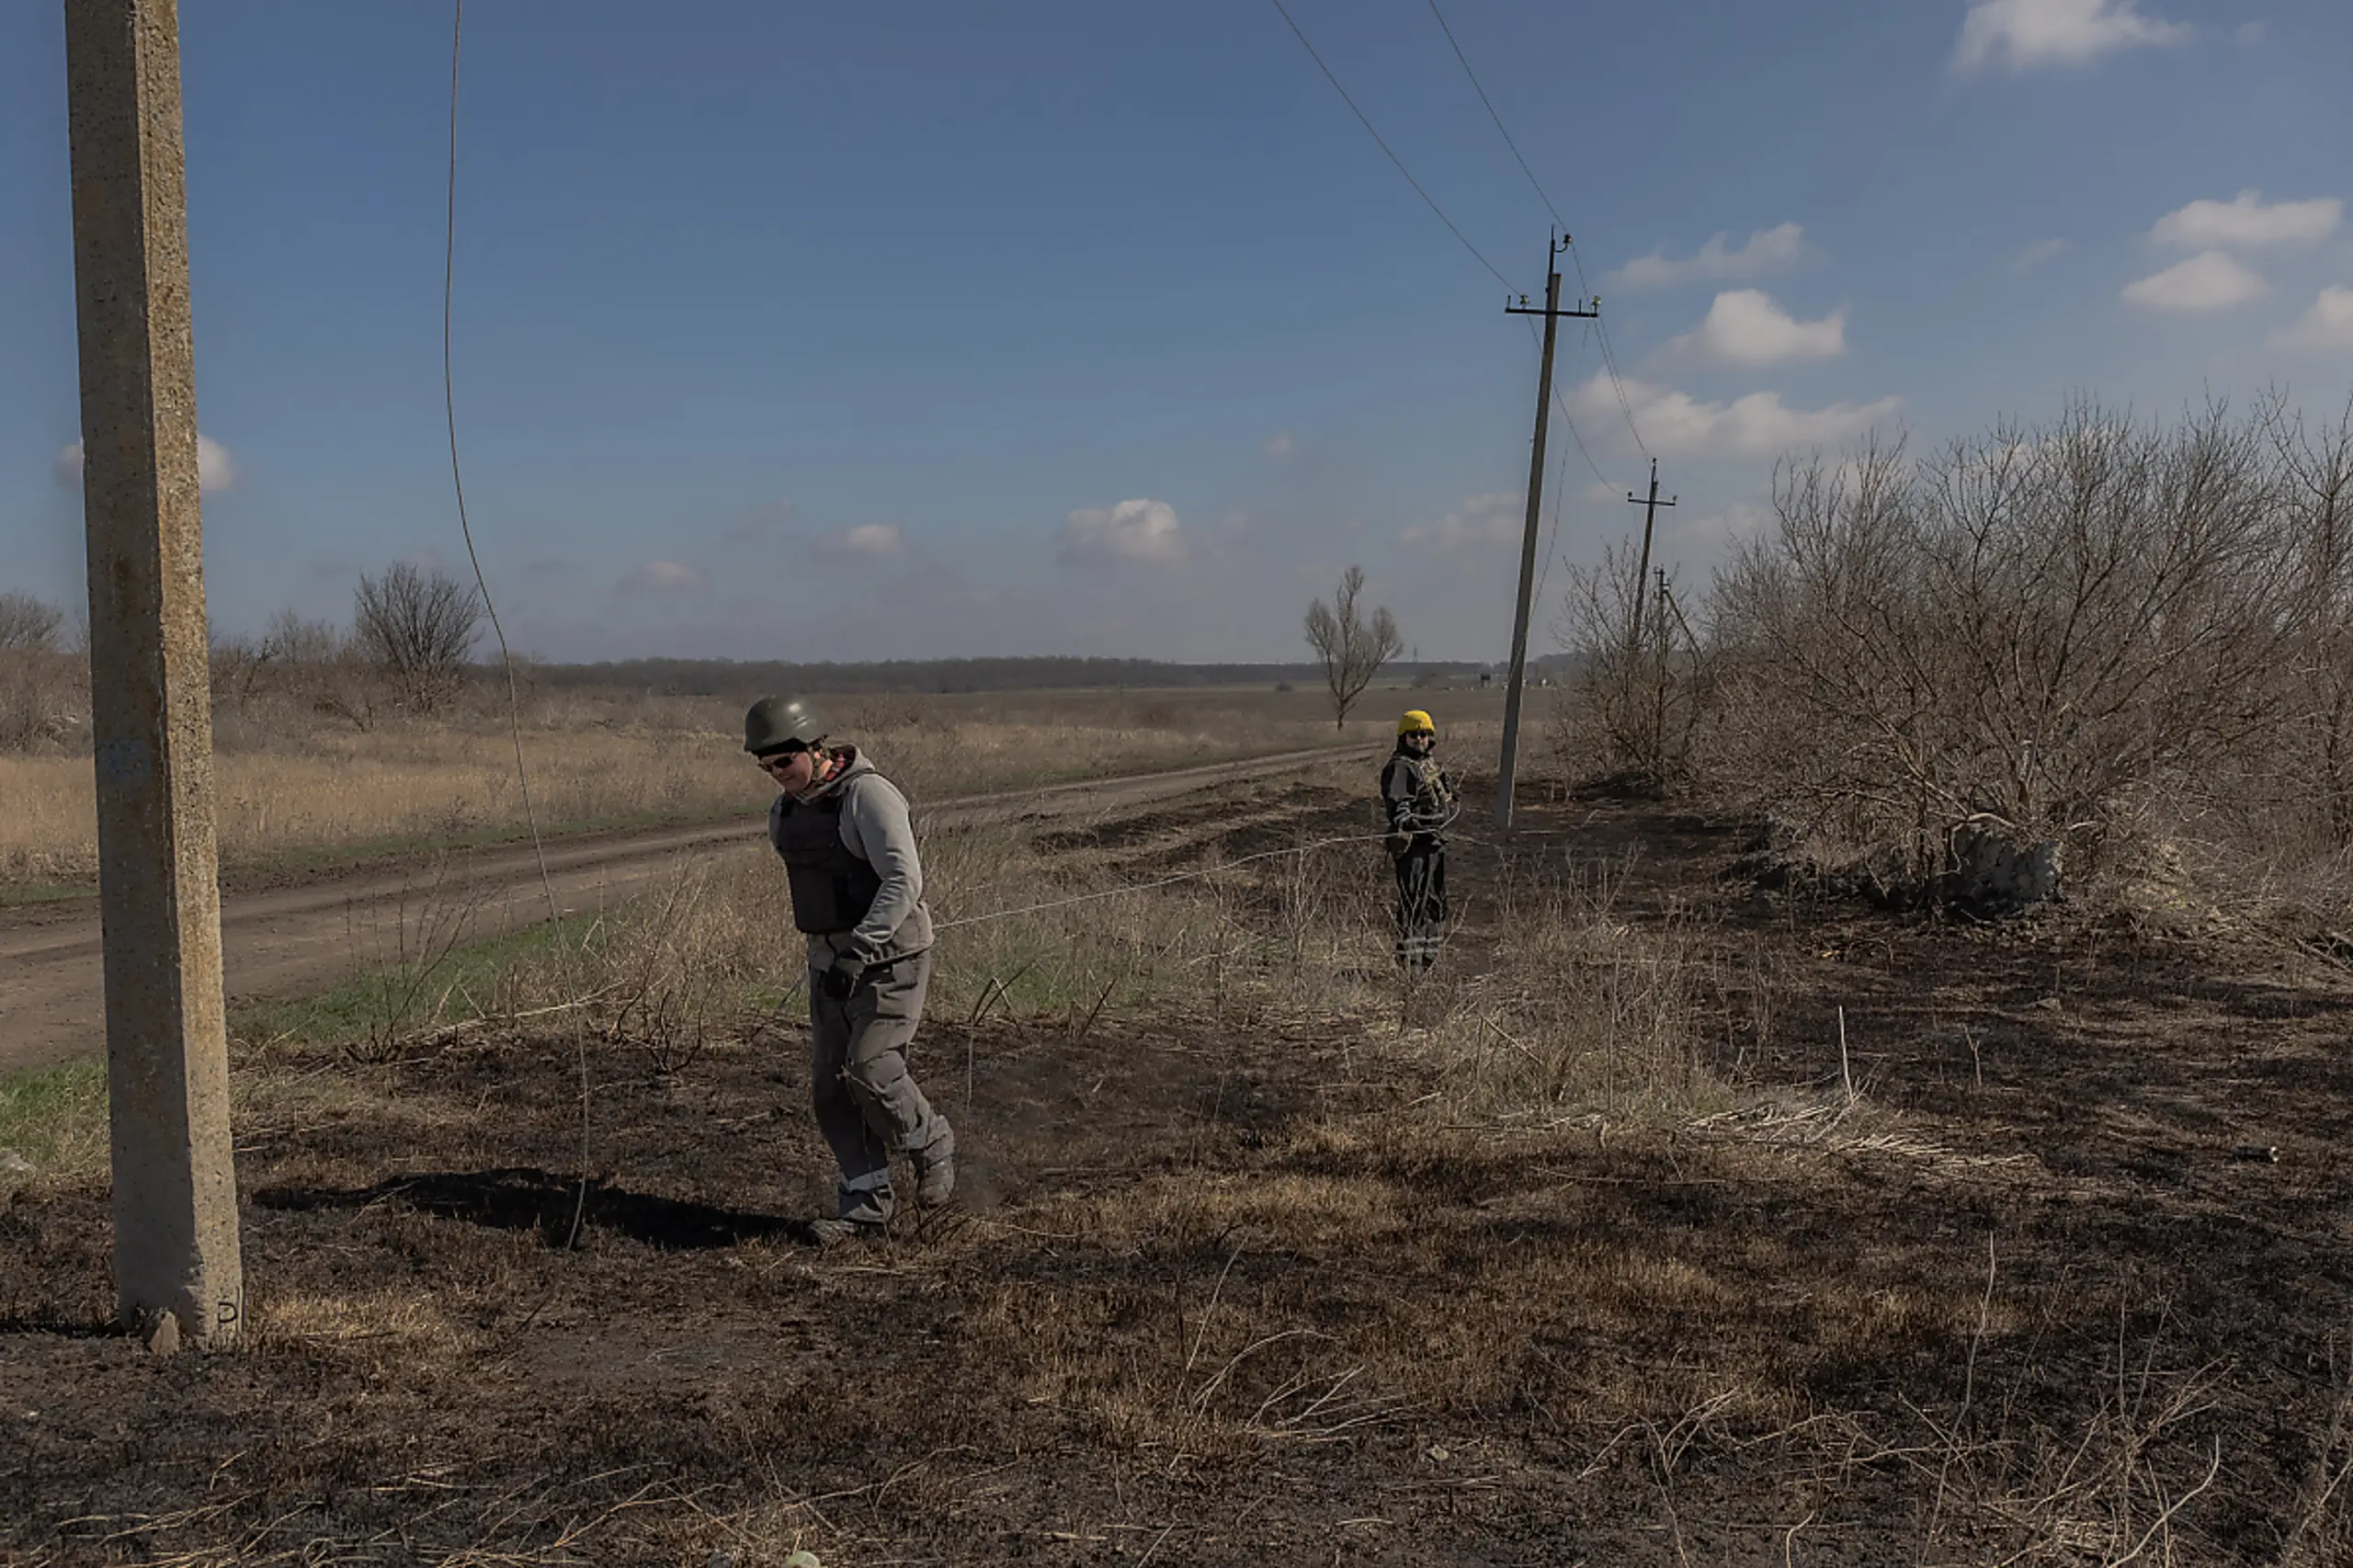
[447,0,595,1248]
[445,0,557,927]
[1266,0,1511,290]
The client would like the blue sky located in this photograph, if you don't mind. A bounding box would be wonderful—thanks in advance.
[5,0,2350,663]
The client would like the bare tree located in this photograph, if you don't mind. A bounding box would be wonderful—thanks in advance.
[0,591,64,653]
[354,562,483,714]
[1303,564,1403,730]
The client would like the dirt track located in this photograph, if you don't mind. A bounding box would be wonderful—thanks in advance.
[0,744,1375,1076]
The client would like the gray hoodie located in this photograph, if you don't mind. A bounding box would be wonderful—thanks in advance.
[768,747,935,969]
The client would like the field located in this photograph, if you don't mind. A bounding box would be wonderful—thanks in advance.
[0,682,1482,893]
[6,684,2352,1564]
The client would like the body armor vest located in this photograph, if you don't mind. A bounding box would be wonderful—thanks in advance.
[1381,751,1455,845]
[770,789,882,936]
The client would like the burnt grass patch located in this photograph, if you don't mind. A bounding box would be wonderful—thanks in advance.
[6,792,2353,1563]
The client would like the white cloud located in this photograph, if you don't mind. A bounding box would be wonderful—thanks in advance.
[1668,290,1847,366]
[1060,498,1187,566]
[197,436,237,492]
[1401,493,1523,551]
[813,522,906,560]
[2274,287,2353,353]
[2011,237,2072,273]
[52,433,238,493]
[620,561,707,593]
[2151,190,2342,250]
[1261,432,1297,459]
[2120,250,2268,311]
[1570,373,1901,459]
[1609,223,1812,290]
[2234,21,2265,45]
[1954,0,2188,74]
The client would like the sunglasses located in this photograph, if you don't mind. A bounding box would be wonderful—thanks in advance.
[756,747,810,770]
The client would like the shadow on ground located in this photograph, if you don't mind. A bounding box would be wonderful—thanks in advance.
[255,1166,817,1249]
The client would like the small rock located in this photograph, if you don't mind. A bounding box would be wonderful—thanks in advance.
[705,1551,738,1568]
[0,1150,32,1176]
[784,1552,824,1568]
[144,1312,181,1358]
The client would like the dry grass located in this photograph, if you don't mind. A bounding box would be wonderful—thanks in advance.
[0,682,1472,888]
[11,763,2337,1563]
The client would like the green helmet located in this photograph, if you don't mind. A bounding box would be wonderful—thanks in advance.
[744,695,824,756]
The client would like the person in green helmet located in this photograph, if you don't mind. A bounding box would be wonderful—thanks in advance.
[1381,708,1455,969]
[744,695,953,1243]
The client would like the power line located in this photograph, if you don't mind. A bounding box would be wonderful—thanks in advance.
[1423,0,1564,234]
[1590,309,1652,460]
[1420,0,1653,460]
[1266,0,1510,290]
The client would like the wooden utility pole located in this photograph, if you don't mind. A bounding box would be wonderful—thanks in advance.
[1625,458,1677,653]
[1495,233,1598,829]
[64,0,243,1349]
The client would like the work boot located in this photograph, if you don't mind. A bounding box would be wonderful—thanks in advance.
[912,1119,957,1208]
[807,1215,886,1249]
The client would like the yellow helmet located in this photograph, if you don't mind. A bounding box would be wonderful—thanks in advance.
[1398,709,1436,737]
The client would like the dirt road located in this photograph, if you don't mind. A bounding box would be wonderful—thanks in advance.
[0,744,1374,1076]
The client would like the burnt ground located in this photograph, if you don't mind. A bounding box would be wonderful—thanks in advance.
[6,782,2353,1565]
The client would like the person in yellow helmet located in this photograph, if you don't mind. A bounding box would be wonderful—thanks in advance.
[1381,709,1455,969]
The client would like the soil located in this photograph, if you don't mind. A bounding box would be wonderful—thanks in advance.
[6,778,2353,1564]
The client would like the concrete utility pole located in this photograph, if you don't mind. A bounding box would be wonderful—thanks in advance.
[64,0,243,1349]
[1495,233,1598,829]
[1625,458,1677,653]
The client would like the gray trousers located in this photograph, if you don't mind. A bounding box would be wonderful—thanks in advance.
[809,947,949,1223]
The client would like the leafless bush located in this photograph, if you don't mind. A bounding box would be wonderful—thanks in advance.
[0,591,65,653]
[1706,401,2329,892]
[1304,564,1403,731]
[0,653,85,754]
[355,562,482,715]
[1553,540,1712,790]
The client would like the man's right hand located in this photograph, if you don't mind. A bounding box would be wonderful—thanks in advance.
[818,953,869,1000]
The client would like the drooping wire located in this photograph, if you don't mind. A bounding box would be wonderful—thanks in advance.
[445,0,556,927]
[447,0,592,1248]
[1422,0,1652,460]
[1266,0,1511,290]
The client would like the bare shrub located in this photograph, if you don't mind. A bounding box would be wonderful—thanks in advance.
[355,562,482,715]
[0,591,65,653]
[0,653,84,754]
[1553,540,1712,790]
[1303,564,1403,731]
[1708,403,2314,891]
